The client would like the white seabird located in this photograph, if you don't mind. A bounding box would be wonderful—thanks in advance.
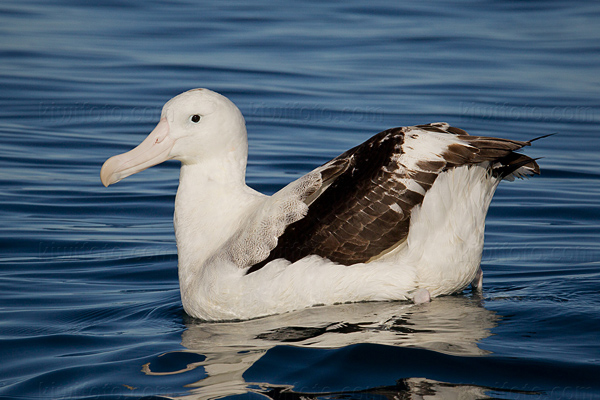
[101,88,544,321]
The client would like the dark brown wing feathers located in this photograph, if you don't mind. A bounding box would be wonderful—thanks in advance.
[247,123,540,273]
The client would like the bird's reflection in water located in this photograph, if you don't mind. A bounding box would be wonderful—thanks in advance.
[142,297,536,399]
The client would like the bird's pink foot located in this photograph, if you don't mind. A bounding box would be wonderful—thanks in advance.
[412,288,431,304]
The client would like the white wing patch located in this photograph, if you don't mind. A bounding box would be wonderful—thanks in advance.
[392,126,469,170]
[388,125,470,199]
[223,172,321,268]
[218,161,348,269]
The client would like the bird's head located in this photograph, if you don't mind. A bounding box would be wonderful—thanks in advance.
[100,88,247,187]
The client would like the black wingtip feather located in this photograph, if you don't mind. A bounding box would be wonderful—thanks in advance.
[529,132,558,143]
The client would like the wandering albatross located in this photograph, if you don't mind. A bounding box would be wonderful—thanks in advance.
[101,88,544,321]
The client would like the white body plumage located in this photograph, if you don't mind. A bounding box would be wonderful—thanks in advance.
[174,162,498,321]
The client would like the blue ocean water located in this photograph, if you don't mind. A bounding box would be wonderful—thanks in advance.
[1,0,600,399]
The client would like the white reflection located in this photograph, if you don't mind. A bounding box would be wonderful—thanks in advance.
[146,297,499,400]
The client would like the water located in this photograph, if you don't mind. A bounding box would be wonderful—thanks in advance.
[1,0,599,399]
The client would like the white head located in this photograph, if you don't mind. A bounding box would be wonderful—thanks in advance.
[100,89,248,186]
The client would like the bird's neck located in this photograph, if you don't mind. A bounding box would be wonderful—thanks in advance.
[173,160,263,279]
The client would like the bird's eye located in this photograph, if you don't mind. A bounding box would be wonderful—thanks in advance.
[190,114,201,123]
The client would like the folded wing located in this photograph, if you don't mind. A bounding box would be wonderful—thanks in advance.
[246,123,539,273]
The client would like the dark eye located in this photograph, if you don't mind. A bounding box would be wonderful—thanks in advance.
[190,114,201,123]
